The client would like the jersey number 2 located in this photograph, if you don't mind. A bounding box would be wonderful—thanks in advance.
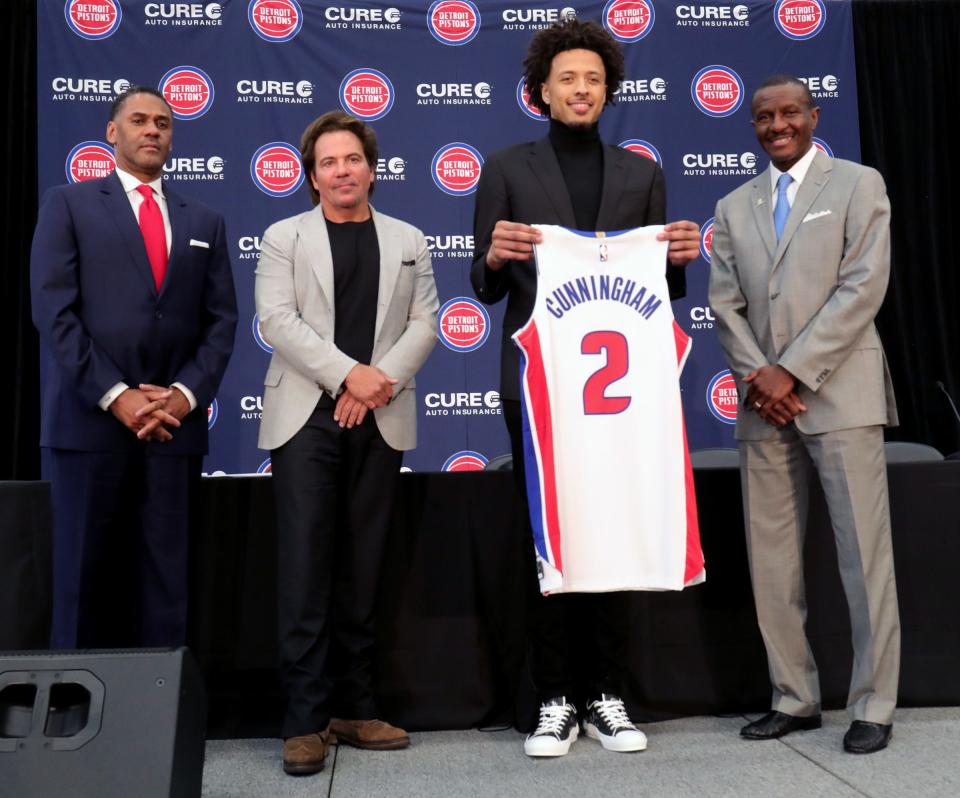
[582,331,631,415]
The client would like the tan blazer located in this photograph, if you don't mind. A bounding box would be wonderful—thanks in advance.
[255,204,438,451]
[709,152,897,440]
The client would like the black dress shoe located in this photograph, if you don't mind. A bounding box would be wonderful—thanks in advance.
[740,710,822,740]
[843,721,892,753]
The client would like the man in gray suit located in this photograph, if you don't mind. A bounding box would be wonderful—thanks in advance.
[709,75,900,754]
[255,111,438,775]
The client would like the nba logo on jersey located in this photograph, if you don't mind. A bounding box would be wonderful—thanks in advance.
[514,225,705,595]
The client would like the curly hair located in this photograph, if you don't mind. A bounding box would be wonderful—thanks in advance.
[300,110,379,205]
[522,19,625,115]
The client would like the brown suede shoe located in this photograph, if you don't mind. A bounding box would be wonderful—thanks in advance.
[329,718,410,750]
[282,728,331,775]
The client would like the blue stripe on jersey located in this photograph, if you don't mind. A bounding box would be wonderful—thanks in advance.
[518,349,549,563]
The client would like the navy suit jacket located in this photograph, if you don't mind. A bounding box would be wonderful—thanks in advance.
[30,171,238,455]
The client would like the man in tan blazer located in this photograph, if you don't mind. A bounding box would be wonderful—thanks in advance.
[255,111,438,775]
[709,75,900,755]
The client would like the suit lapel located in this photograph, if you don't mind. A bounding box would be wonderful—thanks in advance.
[772,151,833,271]
[528,138,576,227]
[161,186,188,298]
[749,174,777,260]
[371,206,400,342]
[297,205,335,312]
[100,171,157,295]
[596,145,627,232]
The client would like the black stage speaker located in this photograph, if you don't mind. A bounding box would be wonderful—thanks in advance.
[0,647,206,798]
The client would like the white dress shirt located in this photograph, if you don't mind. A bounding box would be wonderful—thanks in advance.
[768,142,820,207]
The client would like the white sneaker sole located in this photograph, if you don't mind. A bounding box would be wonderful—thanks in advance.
[585,722,647,752]
[524,724,579,757]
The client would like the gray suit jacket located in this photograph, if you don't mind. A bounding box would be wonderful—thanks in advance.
[709,151,897,440]
[255,204,438,451]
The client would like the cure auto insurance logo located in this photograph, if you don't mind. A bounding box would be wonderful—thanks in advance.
[65,0,121,40]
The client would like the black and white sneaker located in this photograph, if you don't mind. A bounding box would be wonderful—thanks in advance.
[523,697,579,757]
[585,694,647,752]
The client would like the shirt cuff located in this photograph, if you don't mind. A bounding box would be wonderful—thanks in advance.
[99,382,129,411]
[172,382,198,412]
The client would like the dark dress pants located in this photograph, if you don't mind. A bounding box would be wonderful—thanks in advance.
[44,447,197,649]
[502,399,629,704]
[272,396,402,738]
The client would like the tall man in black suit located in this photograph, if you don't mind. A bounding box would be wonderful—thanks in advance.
[31,86,237,649]
[471,20,700,757]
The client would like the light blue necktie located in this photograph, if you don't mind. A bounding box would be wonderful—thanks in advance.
[773,173,793,241]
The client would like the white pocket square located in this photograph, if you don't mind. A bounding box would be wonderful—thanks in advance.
[189,239,210,249]
[801,210,832,223]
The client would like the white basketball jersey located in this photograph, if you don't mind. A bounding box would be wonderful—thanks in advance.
[513,224,704,594]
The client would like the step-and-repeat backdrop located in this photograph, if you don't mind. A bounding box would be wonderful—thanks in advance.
[39,0,857,473]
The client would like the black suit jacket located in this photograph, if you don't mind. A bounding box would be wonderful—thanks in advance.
[471,137,685,400]
[30,171,238,454]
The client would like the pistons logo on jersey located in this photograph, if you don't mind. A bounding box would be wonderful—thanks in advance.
[431,143,483,196]
[207,399,219,430]
[427,0,481,46]
[160,66,215,120]
[65,141,115,183]
[442,451,488,471]
[438,297,490,352]
[812,136,834,157]
[248,0,303,42]
[618,139,662,166]
[517,78,546,122]
[250,142,304,197]
[339,68,395,121]
[252,313,274,353]
[706,369,738,424]
[774,0,826,41]
[603,0,655,43]
[699,217,714,263]
[65,0,122,40]
[691,65,743,118]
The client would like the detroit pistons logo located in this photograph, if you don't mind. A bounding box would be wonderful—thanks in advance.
[252,313,274,353]
[812,136,834,157]
[707,370,738,424]
[774,0,826,41]
[248,0,303,42]
[700,217,715,263]
[339,69,395,121]
[65,141,115,183]
[619,139,662,166]
[431,143,483,196]
[691,66,743,118]
[65,0,121,40]
[517,78,546,122]
[207,398,219,430]
[603,0,654,43]
[160,66,215,120]
[438,297,490,352]
[442,451,488,471]
[257,457,273,474]
[250,142,304,197]
[427,0,481,46]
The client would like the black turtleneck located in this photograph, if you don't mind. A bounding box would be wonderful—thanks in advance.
[549,118,604,232]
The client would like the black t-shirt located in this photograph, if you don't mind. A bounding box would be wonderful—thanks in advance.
[548,118,603,232]
[325,215,380,366]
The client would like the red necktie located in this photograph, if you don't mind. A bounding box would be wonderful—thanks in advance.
[136,184,168,292]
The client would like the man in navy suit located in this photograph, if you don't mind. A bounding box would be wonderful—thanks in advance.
[30,86,237,648]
